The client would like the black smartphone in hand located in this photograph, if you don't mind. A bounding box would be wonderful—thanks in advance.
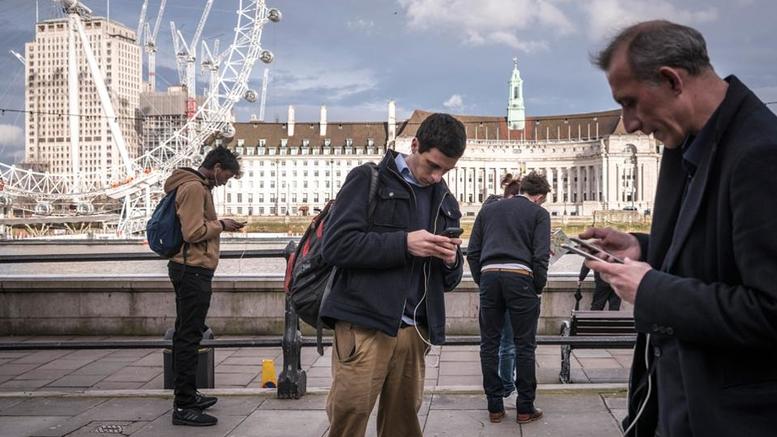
[439,227,463,238]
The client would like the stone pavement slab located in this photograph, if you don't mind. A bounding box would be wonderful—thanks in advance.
[0,390,628,437]
[0,397,106,416]
[0,416,64,437]
[230,410,330,437]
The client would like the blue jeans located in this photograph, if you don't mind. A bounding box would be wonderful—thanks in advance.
[499,311,516,395]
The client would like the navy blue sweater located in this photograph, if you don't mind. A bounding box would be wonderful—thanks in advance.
[466,196,551,292]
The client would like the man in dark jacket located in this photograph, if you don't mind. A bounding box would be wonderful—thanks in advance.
[585,20,777,436]
[321,113,466,437]
[466,172,551,425]
[164,146,244,426]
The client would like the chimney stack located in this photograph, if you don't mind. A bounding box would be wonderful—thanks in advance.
[388,100,396,144]
[320,105,327,136]
[287,105,295,137]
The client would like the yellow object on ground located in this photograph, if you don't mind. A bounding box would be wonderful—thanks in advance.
[261,358,277,388]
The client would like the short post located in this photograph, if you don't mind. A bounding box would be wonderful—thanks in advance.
[277,240,307,399]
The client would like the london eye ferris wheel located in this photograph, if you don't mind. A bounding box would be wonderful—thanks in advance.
[0,0,281,236]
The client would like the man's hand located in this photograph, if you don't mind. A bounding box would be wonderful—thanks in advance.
[221,218,245,232]
[407,230,460,263]
[579,227,641,261]
[585,258,651,305]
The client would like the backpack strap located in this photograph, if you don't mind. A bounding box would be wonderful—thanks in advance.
[316,162,380,355]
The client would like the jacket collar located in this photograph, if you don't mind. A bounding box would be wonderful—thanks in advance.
[658,75,749,270]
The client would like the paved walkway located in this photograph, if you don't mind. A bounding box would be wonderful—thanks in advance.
[0,338,632,436]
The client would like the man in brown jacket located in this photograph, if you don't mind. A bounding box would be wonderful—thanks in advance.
[164,146,243,426]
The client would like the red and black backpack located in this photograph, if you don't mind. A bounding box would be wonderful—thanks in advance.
[283,163,379,353]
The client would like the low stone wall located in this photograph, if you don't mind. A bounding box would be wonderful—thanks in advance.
[0,274,631,336]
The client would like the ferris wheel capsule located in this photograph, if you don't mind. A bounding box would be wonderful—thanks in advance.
[34,202,52,216]
[244,89,258,103]
[221,123,236,139]
[76,202,94,215]
[268,8,282,23]
[260,50,274,64]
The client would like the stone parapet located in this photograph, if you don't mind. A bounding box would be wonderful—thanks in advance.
[0,274,631,336]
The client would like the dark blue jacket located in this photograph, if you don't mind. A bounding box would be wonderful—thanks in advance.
[320,150,463,345]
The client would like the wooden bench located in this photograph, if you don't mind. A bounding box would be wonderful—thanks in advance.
[559,310,636,383]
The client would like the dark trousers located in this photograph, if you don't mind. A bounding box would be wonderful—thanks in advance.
[168,261,214,408]
[591,285,621,311]
[478,271,540,414]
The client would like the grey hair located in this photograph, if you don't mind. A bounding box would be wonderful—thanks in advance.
[592,20,712,82]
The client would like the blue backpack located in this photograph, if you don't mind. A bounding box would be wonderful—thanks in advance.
[146,189,184,258]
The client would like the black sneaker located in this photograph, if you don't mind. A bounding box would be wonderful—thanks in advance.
[194,391,218,410]
[172,407,218,426]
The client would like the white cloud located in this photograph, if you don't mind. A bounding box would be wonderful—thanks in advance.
[268,63,378,102]
[583,0,718,42]
[347,19,375,34]
[397,0,574,52]
[0,124,23,146]
[443,94,464,110]
[0,123,25,164]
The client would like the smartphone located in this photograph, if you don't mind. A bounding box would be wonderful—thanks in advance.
[562,243,612,263]
[439,227,463,238]
[569,237,625,263]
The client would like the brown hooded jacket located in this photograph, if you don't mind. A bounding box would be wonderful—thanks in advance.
[163,168,223,270]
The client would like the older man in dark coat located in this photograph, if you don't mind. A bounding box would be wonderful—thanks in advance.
[584,20,777,437]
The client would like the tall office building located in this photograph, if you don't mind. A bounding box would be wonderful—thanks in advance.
[23,16,141,188]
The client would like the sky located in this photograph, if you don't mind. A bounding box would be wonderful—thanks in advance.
[0,0,776,164]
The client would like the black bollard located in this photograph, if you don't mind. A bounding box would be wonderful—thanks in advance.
[277,240,307,399]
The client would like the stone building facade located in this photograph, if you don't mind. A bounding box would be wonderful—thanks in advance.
[218,62,661,217]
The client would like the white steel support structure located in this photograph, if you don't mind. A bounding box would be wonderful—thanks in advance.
[67,14,80,193]
[71,12,133,177]
[0,0,280,236]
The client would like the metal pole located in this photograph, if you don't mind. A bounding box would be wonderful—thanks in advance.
[277,240,306,399]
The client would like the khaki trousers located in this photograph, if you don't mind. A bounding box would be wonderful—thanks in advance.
[326,321,427,437]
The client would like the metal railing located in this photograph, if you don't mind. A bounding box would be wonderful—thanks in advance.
[0,241,635,398]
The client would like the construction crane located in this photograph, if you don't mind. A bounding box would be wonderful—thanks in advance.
[135,0,148,83]
[200,39,222,112]
[172,0,214,119]
[259,68,269,121]
[9,50,25,66]
[136,0,148,43]
[144,0,166,92]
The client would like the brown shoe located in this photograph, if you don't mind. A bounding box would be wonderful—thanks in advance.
[489,410,506,423]
[516,408,543,424]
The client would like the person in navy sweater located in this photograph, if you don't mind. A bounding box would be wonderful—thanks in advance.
[467,172,551,424]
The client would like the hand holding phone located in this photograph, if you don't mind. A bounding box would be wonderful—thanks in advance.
[439,227,463,238]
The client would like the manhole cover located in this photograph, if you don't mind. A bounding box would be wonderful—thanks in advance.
[95,424,124,434]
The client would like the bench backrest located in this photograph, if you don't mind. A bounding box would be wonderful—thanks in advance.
[570,310,635,336]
